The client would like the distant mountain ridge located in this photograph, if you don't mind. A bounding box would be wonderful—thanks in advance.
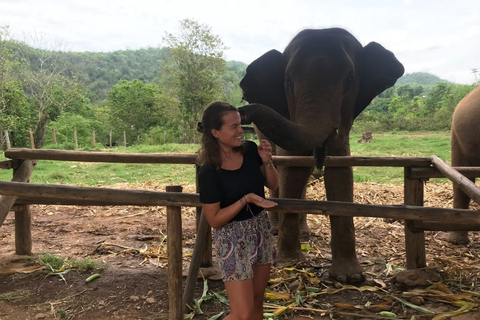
[396,72,448,87]
[4,40,450,104]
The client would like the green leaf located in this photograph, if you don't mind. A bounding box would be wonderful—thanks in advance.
[390,295,434,314]
[193,298,203,314]
[301,244,314,251]
[214,292,230,306]
[379,311,397,318]
[48,269,71,276]
[207,312,224,320]
[201,278,209,298]
[295,290,303,306]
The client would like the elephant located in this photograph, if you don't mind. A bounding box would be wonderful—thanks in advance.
[448,85,480,244]
[238,28,404,282]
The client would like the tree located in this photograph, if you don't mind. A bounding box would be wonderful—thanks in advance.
[106,79,179,144]
[0,25,24,147]
[18,32,76,148]
[223,61,247,105]
[162,19,227,141]
[46,112,100,148]
[0,80,31,147]
[422,82,452,116]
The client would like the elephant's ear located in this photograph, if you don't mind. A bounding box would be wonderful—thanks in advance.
[240,49,289,119]
[354,42,405,119]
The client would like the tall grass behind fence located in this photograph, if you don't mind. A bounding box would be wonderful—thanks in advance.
[2,128,258,150]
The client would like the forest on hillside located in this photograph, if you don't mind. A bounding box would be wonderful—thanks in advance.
[0,22,478,149]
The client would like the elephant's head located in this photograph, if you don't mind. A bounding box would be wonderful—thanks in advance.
[239,28,404,168]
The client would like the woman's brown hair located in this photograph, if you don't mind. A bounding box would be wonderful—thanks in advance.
[196,101,245,169]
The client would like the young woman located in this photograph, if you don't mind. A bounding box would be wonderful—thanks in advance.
[197,101,279,320]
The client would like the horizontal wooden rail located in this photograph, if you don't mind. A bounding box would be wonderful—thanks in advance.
[0,160,37,227]
[408,167,480,179]
[5,148,432,167]
[413,221,480,232]
[0,160,13,170]
[1,181,479,224]
[5,148,198,164]
[2,181,201,207]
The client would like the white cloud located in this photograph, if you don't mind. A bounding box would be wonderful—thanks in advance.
[1,0,479,83]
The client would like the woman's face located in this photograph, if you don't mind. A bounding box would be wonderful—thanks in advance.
[212,111,244,148]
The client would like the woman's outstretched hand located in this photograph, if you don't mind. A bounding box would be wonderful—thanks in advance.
[245,193,277,209]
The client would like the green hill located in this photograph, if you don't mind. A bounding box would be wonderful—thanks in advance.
[397,72,449,87]
[5,40,247,105]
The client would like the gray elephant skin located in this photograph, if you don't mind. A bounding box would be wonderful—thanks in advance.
[238,28,404,283]
[449,85,480,245]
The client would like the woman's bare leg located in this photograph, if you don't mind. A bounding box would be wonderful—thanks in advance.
[224,279,254,320]
[252,263,271,320]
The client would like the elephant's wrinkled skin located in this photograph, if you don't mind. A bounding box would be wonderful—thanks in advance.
[238,28,404,283]
[449,85,480,245]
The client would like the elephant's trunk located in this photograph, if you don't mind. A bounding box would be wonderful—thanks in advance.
[238,103,337,154]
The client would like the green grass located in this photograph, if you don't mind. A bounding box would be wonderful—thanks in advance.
[1,133,452,185]
[0,144,198,186]
[349,132,451,183]
[0,289,31,301]
[35,253,106,272]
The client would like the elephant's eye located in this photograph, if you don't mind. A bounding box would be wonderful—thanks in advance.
[285,76,294,93]
[343,74,354,93]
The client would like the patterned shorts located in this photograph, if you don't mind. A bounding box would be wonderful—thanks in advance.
[213,210,276,282]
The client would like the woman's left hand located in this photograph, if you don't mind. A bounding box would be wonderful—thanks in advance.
[258,139,273,164]
[245,193,278,209]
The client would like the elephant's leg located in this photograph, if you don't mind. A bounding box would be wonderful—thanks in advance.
[276,165,312,263]
[449,180,473,244]
[268,188,279,235]
[324,166,365,283]
[449,130,476,245]
[299,212,311,241]
[255,126,281,234]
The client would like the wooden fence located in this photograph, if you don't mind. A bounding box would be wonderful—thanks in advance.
[1,148,480,319]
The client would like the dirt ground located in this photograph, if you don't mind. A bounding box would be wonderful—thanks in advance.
[1,180,480,320]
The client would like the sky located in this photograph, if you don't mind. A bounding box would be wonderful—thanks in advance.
[1,0,479,84]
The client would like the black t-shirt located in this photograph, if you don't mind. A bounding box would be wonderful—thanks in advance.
[198,140,265,223]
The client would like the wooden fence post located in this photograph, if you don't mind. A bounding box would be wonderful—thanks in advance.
[166,185,183,320]
[6,160,36,254]
[92,130,96,149]
[29,129,35,149]
[404,167,426,269]
[4,131,11,149]
[109,130,112,147]
[195,165,212,267]
[15,204,32,255]
[183,209,210,315]
[123,131,126,147]
[74,130,78,149]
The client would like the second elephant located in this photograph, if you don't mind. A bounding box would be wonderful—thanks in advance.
[238,28,404,282]
[449,85,480,244]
